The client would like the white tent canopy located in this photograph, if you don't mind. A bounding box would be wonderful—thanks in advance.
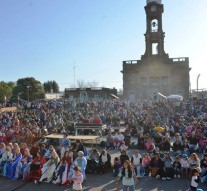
[167,95,183,101]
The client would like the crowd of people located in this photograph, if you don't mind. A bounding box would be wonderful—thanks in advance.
[0,98,207,190]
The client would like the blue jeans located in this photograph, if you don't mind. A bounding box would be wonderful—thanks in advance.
[123,185,135,191]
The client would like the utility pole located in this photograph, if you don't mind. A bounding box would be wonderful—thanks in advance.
[197,74,200,93]
[73,62,76,88]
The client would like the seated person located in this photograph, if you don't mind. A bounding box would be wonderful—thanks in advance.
[200,153,207,183]
[113,131,124,150]
[0,142,6,158]
[142,153,151,176]
[68,151,87,180]
[87,149,100,174]
[154,133,163,151]
[181,140,190,156]
[119,142,128,152]
[0,146,13,176]
[188,132,199,153]
[14,148,32,180]
[188,153,200,172]
[44,145,54,161]
[160,137,171,152]
[30,150,46,182]
[53,151,73,185]
[149,152,164,178]
[173,156,181,178]
[72,140,84,160]
[7,147,22,179]
[98,149,111,174]
[161,153,173,180]
[119,150,130,166]
[105,133,114,149]
[39,150,60,183]
[131,150,142,177]
[173,133,183,153]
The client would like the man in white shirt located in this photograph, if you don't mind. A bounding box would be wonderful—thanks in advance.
[114,131,124,150]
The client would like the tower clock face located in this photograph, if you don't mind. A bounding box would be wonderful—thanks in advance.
[150,6,157,12]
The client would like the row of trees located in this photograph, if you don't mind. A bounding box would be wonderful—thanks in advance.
[0,78,60,102]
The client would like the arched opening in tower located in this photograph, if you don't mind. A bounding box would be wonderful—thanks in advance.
[151,19,158,32]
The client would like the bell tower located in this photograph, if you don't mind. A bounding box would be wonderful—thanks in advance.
[143,0,167,58]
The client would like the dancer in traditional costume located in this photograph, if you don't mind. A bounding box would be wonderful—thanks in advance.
[39,149,59,183]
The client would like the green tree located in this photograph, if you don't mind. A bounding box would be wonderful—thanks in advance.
[12,77,45,101]
[7,81,15,90]
[43,80,59,93]
[0,81,12,102]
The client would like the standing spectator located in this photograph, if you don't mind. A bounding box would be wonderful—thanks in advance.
[190,168,200,191]
[60,133,70,159]
[116,160,138,191]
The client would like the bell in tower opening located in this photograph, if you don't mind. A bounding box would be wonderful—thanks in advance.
[121,0,191,100]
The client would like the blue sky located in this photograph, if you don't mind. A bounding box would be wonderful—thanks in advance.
[0,0,207,92]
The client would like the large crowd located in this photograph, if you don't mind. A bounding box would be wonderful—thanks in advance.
[0,98,207,191]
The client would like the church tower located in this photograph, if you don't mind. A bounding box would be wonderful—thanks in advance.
[144,0,166,57]
[122,0,190,100]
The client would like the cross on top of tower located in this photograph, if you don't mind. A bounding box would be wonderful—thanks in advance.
[146,0,162,4]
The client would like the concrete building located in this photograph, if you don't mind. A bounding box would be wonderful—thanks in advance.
[122,0,191,100]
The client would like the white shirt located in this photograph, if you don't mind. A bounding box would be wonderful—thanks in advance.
[102,155,108,163]
[191,175,198,187]
[115,133,124,141]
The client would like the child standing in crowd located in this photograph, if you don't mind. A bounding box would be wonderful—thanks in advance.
[116,160,138,191]
[190,168,200,191]
[113,157,122,177]
[173,156,181,178]
[180,154,189,178]
[72,166,83,191]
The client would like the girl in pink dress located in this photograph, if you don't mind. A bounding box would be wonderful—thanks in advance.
[72,166,83,191]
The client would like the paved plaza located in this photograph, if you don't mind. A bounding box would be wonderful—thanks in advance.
[0,149,206,191]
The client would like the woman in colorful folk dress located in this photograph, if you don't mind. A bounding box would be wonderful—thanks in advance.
[39,149,59,183]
